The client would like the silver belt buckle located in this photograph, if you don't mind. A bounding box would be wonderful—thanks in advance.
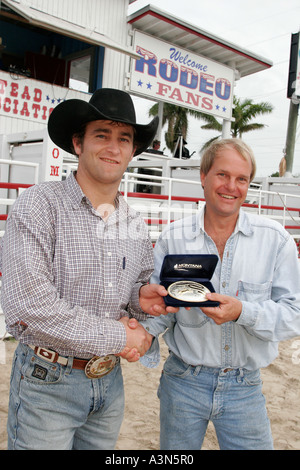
[167,280,211,302]
[85,354,117,378]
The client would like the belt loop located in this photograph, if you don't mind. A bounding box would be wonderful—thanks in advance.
[237,368,244,383]
[65,356,74,375]
[192,365,202,376]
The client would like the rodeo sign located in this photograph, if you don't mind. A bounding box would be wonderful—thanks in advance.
[130,31,234,120]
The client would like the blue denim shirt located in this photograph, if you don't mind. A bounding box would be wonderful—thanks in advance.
[141,206,300,370]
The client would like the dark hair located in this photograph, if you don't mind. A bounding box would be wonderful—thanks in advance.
[72,123,87,156]
[71,121,138,156]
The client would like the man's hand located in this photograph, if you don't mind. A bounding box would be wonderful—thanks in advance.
[117,317,153,362]
[139,284,179,316]
[200,293,242,325]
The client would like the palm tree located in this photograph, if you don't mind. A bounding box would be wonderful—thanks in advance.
[148,102,189,153]
[149,96,273,152]
[198,96,273,150]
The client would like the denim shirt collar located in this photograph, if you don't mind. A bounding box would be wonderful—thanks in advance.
[195,205,254,239]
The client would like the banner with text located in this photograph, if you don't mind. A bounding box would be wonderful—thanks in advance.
[287,32,300,102]
[0,71,89,124]
[130,30,234,120]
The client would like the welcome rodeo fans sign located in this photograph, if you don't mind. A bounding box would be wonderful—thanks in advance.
[129,30,234,121]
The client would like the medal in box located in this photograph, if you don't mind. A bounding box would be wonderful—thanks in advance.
[160,254,219,307]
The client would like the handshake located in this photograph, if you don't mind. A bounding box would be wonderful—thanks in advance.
[118,316,153,362]
[116,282,242,362]
[117,283,178,363]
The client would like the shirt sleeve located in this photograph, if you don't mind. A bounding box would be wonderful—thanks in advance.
[126,234,154,321]
[1,201,127,357]
[237,234,300,342]
[139,233,176,367]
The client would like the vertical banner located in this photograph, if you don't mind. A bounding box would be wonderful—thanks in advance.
[42,131,65,182]
[287,32,300,101]
[129,31,234,120]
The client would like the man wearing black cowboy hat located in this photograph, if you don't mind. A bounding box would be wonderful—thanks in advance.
[1,88,177,450]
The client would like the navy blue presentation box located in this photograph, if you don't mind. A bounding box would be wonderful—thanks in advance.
[160,254,219,307]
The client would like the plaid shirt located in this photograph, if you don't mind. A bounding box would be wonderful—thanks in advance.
[0,173,154,358]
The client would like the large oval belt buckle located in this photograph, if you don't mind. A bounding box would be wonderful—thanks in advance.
[85,355,117,378]
[167,280,211,302]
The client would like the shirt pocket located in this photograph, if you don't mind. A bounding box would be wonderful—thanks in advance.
[237,280,272,302]
[116,243,144,303]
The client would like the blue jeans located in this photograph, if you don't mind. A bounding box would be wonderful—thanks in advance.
[158,353,274,450]
[7,343,124,450]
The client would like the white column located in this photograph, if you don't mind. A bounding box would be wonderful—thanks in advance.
[156,101,164,140]
[222,119,231,138]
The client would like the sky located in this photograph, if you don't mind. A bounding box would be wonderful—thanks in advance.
[128,0,300,177]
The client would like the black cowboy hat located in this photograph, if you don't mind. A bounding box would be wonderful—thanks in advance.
[48,88,159,156]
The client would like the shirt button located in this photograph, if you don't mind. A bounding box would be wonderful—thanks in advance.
[222,281,226,288]
[108,282,113,287]
[105,313,109,318]
[107,252,112,256]
[224,345,230,351]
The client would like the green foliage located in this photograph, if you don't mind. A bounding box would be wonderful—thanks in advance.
[148,96,274,153]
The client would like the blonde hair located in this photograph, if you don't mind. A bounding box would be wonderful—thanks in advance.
[200,138,256,182]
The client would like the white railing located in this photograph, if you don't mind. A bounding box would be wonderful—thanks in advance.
[0,166,300,337]
[0,166,299,254]
[119,171,300,254]
[0,159,39,184]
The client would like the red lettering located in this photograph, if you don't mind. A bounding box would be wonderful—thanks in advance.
[156,82,172,97]
[185,92,202,107]
[33,88,42,102]
[32,103,40,118]
[50,165,60,177]
[20,101,30,116]
[10,82,18,97]
[0,79,7,94]
[3,97,11,112]
[169,87,184,102]
[13,99,18,114]
[52,148,59,159]
[21,85,31,100]
[42,105,48,120]
[201,97,213,110]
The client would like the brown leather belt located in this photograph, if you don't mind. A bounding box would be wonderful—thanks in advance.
[29,345,118,378]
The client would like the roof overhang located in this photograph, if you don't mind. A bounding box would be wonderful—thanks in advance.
[127,5,273,77]
[2,0,140,59]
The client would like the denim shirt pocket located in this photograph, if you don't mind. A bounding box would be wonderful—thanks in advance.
[237,280,272,302]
